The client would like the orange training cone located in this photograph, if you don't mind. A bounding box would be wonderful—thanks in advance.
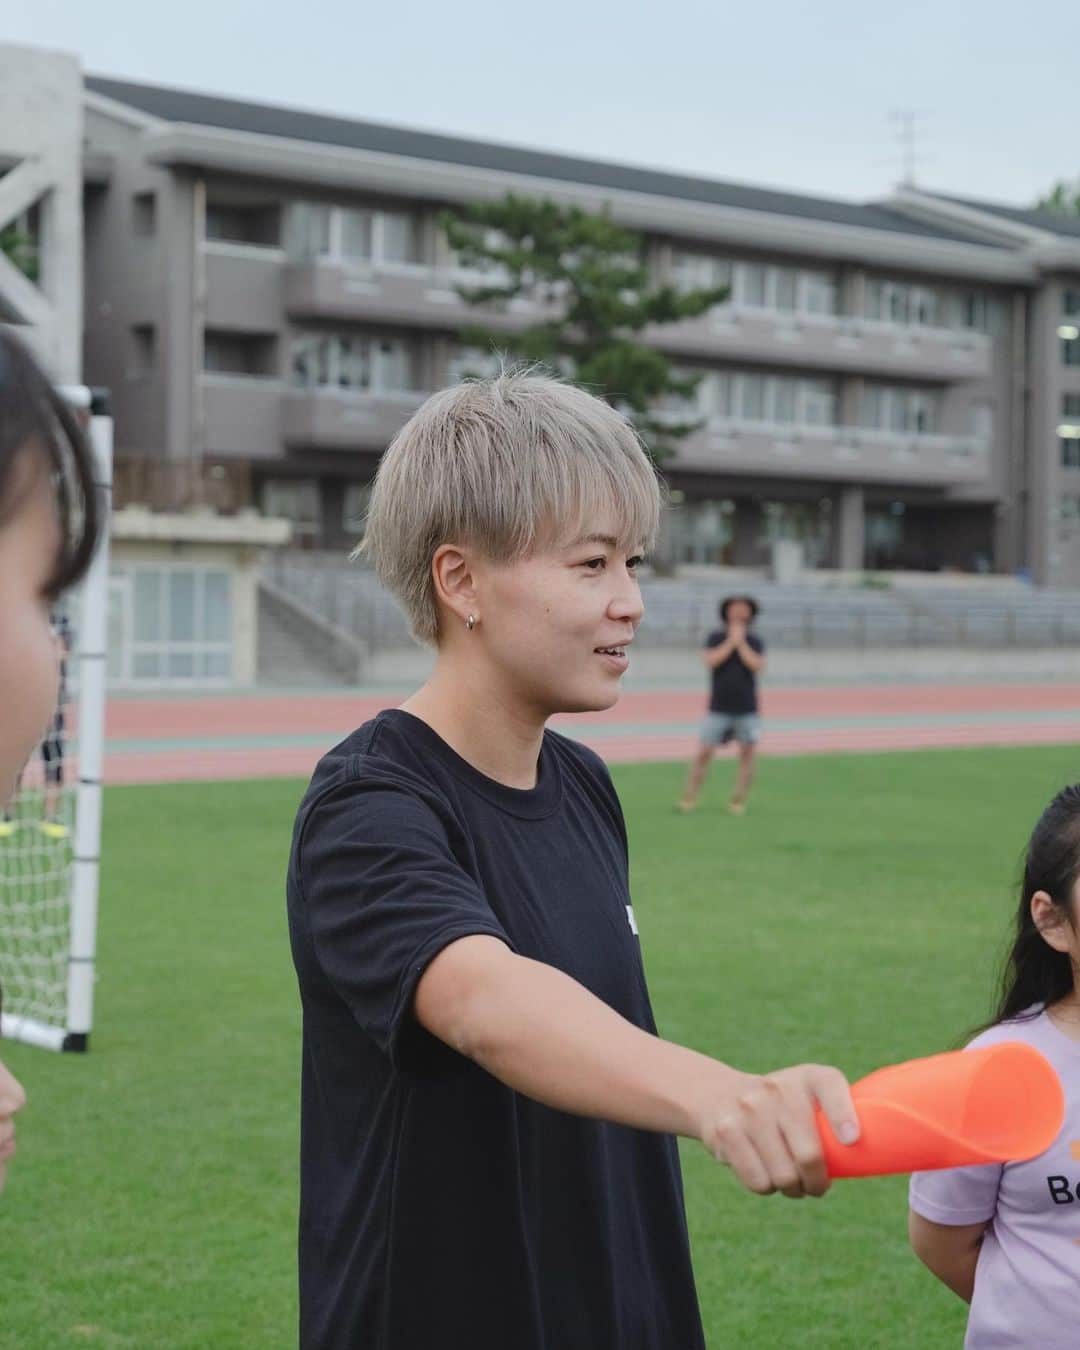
[817,1041,1064,1179]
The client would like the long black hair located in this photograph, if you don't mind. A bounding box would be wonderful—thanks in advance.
[990,784,1080,1026]
[0,330,101,596]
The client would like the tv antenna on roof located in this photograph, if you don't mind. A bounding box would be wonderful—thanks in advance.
[889,109,927,189]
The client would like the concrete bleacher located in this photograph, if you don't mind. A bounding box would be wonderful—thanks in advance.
[260,553,1080,666]
[893,585,1080,648]
[638,578,907,649]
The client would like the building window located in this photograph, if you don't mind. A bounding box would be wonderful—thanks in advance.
[286,203,421,267]
[727,373,836,427]
[669,250,732,295]
[740,264,768,309]
[773,267,798,312]
[262,479,321,538]
[379,211,420,264]
[1063,290,1080,318]
[128,566,232,682]
[667,498,736,566]
[865,279,942,329]
[801,271,838,316]
[1061,393,1080,467]
[861,384,939,435]
[657,367,725,421]
[132,192,157,237]
[971,402,994,443]
[733,263,837,317]
[290,333,417,392]
[910,287,939,327]
[446,345,503,385]
[801,378,837,426]
[375,337,412,390]
[286,202,332,260]
[203,331,278,377]
[339,208,374,262]
[960,291,986,330]
[205,201,281,246]
[1060,322,1080,366]
[1061,495,1080,525]
[343,483,372,537]
[739,373,767,420]
[129,325,156,377]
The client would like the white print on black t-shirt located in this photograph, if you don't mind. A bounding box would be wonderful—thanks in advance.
[626,904,639,936]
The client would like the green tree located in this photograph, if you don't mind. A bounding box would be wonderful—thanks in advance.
[0,223,39,282]
[1036,179,1080,217]
[439,194,729,464]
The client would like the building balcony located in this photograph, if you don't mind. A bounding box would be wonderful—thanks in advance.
[204,244,284,331]
[650,306,993,382]
[281,386,427,452]
[203,375,284,459]
[281,258,993,382]
[282,258,546,333]
[671,417,992,487]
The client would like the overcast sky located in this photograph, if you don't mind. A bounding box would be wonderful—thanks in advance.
[5,0,1078,208]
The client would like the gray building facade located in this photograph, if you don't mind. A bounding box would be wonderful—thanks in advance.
[78,74,1080,585]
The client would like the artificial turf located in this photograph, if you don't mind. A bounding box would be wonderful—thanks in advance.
[1,742,1077,1347]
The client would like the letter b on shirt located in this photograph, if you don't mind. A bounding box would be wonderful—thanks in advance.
[1047,1175,1076,1204]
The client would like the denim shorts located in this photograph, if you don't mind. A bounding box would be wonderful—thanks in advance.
[700,712,761,746]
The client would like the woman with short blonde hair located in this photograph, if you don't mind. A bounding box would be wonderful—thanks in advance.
[286,370,857,1348]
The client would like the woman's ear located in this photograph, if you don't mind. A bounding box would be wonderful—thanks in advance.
[431,544,480,629]
[1031,891,1073,953]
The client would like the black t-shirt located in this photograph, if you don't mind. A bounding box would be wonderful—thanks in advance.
[706,628,765,715]
[286,708,705,1350]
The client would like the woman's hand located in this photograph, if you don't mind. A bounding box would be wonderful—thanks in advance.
[701,1064,858,1198]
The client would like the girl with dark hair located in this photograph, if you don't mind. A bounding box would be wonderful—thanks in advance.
[0,330,103,1193]
[909,784,1080,1348]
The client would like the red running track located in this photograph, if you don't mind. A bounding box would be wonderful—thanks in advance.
[85,682,1080,786]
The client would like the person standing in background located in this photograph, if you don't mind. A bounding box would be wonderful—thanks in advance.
[678,595,765,816]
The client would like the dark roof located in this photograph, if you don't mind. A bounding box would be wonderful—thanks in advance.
[86,74,987,246]
[930,192,1080,241]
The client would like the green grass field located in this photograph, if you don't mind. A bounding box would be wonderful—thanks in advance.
[2,743,1078,1348]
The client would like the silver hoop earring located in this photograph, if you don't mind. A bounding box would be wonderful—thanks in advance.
[466,614,476,631]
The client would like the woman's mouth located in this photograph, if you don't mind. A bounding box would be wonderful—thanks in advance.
[594,645,630,672]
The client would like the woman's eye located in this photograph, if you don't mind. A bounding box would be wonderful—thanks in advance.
[583,557,606,571]
[628,555,644,570]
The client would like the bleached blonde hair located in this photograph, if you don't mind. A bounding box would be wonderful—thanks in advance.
[357,368,663,646]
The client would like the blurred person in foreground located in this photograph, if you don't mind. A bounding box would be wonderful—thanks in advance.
[0,331,102,1192]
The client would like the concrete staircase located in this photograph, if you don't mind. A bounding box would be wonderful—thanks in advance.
[256,579,367,687]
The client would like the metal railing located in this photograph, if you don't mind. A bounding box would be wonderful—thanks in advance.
[112,456,254,515]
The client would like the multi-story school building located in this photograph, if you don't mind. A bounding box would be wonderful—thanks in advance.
[71,73,1080,587]
[6,44,1080,688]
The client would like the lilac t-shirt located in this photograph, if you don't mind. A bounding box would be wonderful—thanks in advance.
[909,1009,1080,1349]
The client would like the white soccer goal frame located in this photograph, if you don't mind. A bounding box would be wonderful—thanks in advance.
[0,387,112,1052]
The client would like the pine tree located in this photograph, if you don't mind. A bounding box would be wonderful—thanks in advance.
[440,194,728,464]
[1036,180,1080,217]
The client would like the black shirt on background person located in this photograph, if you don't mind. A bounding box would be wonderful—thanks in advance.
[705,626,766,715]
